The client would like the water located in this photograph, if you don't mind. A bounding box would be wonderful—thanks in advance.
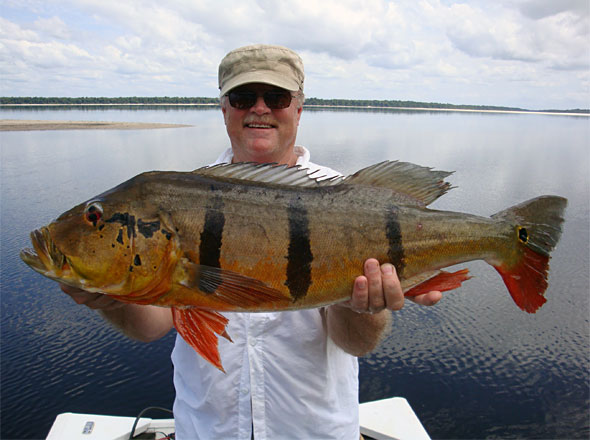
[1,106,588,439]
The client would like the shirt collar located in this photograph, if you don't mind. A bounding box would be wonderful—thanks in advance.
[212,146,311,167]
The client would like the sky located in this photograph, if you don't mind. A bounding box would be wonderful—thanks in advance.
[1,0,589,110]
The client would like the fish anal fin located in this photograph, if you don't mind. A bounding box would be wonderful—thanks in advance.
[172,307,230,372]
[177,260,289,309]
[493,247,548,313]
[404,269,472,297]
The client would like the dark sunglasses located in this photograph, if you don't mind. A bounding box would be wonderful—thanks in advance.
[226,89,294,110]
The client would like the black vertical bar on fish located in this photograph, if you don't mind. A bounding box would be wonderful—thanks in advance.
[199,193,225,293]
[386,205,405,276]
[285,196,313,301]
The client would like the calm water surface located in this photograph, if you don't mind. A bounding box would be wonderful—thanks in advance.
[1,107,589,439]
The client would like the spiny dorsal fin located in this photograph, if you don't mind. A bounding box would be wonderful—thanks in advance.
[192,162,343,188]
[192,161,452,206]
[343,161,454,206]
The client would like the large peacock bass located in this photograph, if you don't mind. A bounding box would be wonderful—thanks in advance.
[20,161,567,371]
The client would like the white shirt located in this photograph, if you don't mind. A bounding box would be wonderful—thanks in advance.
[171,147,360,440]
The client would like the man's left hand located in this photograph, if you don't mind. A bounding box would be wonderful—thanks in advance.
[344,258,442,313]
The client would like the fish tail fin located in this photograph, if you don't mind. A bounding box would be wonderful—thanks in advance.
[172,307,232,373]
[490,196,567,313]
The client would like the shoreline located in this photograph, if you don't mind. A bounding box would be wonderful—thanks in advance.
[304,105,589,116]
[0,119,192,131]
[0,103,587,116]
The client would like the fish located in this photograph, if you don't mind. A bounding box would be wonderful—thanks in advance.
[20,161,567,371]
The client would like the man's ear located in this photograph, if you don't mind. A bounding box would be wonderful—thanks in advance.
[221,101,228,125]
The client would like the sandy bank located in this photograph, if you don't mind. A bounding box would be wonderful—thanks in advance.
[0,119,191,131]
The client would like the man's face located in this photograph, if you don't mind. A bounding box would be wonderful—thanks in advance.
[221,83,303,166]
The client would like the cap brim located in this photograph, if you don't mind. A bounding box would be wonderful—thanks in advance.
[220,71,300,96]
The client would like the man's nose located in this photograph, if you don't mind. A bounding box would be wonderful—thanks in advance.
[250,95,271,114]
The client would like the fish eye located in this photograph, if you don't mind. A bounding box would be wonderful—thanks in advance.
[84,202,103,225]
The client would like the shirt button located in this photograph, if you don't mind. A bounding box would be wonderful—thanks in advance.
[249,338,257,347]
[241,388,249,395]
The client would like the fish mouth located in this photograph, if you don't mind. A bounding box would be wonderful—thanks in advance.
[20,228,124,294]
[20,227,67,279]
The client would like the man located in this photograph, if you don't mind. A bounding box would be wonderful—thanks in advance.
[63,44,441,439]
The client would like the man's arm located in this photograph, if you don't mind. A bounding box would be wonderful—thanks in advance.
[61,285,173,342]
[326,259,442,356]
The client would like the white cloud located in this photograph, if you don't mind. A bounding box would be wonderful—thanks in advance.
[0,16,40,42]
[516,0,589,20]
[444,4,540,62]
[34,16,71,39]
[0,18,91,71]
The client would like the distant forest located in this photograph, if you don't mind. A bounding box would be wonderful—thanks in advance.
[1,96,588,113]
[0,96,219,105]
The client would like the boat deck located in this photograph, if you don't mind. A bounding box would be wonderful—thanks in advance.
[46,397,430,439]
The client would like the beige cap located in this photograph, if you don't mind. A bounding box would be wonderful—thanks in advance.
[218,44,304,96]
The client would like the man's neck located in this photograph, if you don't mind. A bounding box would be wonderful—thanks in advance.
[231,149,298,167]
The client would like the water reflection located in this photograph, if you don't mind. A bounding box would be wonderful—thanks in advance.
[1,107,588,439]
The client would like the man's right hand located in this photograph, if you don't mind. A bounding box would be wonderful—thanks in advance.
[60,284,174,342]
[60,284,126,311]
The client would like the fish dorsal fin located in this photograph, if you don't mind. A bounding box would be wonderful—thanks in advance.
[192,161,452,206]
[192,162,343,187]
[343,161,453,206]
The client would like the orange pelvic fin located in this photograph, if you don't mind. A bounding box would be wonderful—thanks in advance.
[172,307,231,372]
[493,247,549,313]
[404,269,472,297]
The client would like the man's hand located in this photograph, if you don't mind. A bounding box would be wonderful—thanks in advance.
[61,284,126,311]
[60,284,173,341]
[326,259,442,356]
[343,258,442,314]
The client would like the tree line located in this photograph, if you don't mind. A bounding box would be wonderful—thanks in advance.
[0,96,219,105]
[1,96,588,113]
[304,97,526,111]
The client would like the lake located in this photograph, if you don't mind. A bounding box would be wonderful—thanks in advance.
[1,106,588,439]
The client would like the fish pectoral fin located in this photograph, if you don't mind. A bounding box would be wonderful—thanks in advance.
[178,260,288,308]
[403,269,472,297]
[172,307,230,372]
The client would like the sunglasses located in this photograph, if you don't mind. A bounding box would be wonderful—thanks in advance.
[226,89,294,110]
